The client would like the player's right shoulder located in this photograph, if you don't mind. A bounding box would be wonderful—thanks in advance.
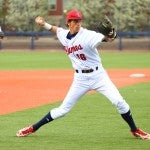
[57,27,69,35]
[57,27,69,46]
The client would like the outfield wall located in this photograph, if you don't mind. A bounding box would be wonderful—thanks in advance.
[0,32,150,51]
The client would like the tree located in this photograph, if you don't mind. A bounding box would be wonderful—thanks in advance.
[0,0,10,30]
[65,0,150,31]
[114,0,150,31]
[65,0,116,30]
[5,0,49,31]
[2,0,150,31]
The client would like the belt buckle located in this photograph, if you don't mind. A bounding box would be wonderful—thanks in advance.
[76,66,98,73]
[82,69,93,73]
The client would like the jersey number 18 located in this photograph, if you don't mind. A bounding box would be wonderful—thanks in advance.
[76,54,87,61]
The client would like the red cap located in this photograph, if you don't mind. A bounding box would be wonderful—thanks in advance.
[66,10,82,21]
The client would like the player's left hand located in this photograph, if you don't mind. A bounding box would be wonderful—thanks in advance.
[96,16,117,40]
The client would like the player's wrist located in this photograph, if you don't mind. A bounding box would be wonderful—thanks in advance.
[43,22,52,31]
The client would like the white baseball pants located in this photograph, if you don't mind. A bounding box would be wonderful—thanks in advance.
[50,69,129,119]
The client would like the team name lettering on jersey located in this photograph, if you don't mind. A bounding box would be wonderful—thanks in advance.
[65,44,83,55]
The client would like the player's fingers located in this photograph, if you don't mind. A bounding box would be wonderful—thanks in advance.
[35,16,45,26]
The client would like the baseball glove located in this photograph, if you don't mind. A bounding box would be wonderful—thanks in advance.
[96,16,116,39]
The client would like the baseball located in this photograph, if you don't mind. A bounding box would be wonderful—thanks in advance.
[35,16,45,26]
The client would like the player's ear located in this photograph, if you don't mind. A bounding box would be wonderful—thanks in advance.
[65,23,69,27]
[66,20,70,28]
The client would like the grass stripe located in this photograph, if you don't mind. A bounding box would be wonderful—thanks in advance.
[0,52,150,70]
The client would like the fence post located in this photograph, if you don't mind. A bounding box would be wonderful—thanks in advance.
[0,41,2,49]
[149,36,150,50]
[118,36,123,50]
[30,33,34,49]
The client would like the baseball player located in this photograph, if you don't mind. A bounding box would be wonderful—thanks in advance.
[16,10,150,140]
[0,26,4,40]
[0,26,4,49]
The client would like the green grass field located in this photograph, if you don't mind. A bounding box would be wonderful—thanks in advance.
[0,51,150,70]
[0,51,150,150]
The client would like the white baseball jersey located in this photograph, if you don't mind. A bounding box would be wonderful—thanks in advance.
[50,27,129,120]
[57,27,104,70]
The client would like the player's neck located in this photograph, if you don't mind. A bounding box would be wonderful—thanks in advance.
[69,30,77,34]
[69,27,80,34]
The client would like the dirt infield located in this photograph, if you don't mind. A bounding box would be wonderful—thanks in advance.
[0,69,150,115]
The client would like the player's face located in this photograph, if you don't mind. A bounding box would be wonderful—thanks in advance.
[68,19,82,34]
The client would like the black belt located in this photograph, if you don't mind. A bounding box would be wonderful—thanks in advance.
[75,66,98,73]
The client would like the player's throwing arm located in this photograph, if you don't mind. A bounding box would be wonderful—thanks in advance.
[35,16,58,34]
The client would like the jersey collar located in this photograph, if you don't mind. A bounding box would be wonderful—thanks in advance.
[66,31,78,40]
